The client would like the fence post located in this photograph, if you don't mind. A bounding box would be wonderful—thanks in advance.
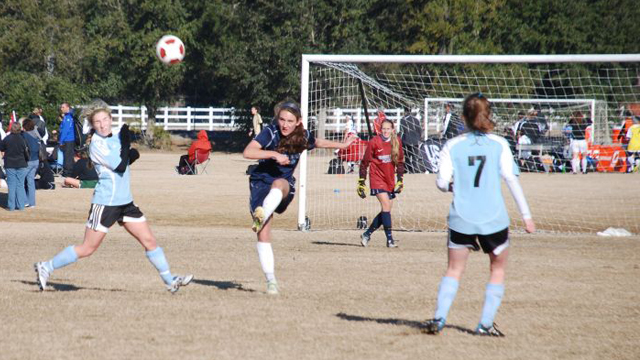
[117,105,124,127]
[230,108,235,127]
[184,107,190,131]
[163,108,169,130]
[140,106,147,130]
[209,107,214,131]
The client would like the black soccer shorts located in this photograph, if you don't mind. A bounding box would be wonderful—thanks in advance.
[86,202,146,233]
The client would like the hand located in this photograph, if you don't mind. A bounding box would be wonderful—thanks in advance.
[394,179,403,194]
[274,153,290,165]
[357,178,367,199]
[128,148,140,165]
[343,133,358,148]
[523,218,536,233]
[119,124,131,150]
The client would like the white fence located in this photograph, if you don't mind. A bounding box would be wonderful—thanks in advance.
[99,105,416,132]
[101,105,241,131]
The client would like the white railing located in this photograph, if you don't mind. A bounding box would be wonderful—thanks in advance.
[312,108,413,133]
[95,105,241,131]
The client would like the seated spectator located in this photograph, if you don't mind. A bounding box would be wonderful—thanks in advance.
[176,130,212,175]
[0,165,7,189]
[35,161,55,190]
[63,149,98,188]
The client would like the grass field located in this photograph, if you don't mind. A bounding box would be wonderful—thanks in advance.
[1,152,639,359]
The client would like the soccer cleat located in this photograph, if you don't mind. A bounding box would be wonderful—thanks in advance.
[424,318,446,335]
[266,280,279,295]
[167,274,194,293]
[34,262,50,291]
[360,232,370,247]
[475,323,505,337]
[386,239,398,248]
[252,207,266,233]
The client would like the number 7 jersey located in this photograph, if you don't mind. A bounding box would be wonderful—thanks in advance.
[436,132,528,235]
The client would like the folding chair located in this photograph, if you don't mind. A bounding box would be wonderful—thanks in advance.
[186,149,211,175]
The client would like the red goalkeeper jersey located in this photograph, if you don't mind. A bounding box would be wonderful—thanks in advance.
[359,135,405,192]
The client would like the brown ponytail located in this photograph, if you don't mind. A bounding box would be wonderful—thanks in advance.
[462,92,494,133]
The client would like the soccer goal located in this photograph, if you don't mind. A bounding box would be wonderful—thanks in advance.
[298,54,640,234]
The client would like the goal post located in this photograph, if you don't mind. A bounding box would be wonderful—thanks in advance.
[299,54,640,234]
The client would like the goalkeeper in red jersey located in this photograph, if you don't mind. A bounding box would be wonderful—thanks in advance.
[357,119,405,248]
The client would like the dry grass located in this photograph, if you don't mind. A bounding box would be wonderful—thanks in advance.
[1,151,639,359]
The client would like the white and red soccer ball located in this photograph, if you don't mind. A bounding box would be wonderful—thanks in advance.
[155,35,185,65]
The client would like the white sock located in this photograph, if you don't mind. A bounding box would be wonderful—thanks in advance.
[571,158,579,173]
[0,179,6,189]
[262,188,283,221]
[581,156,587,173]
[256,242,276,282]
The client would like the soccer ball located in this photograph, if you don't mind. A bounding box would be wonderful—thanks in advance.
[155,35,185,65]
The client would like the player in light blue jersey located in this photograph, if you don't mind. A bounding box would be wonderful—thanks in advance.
[425,93,536,336]
[34,101,193,293]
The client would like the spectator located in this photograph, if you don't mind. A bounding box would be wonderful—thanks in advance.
[22,118,41,207]
[250,106,263,137]
[0,165,7,189]
[0,122,29,210]
[442,102,465,139]
[567,111,590,174]
[373,108,386,135]
[511,111,525,137]
[176,130,212,175]
[59,102,76,177]
[63,149,99,188]
[35,161,55,190]
[625,116,640,172]
[29,107,49,144]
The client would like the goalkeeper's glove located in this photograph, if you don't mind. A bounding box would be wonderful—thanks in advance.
[394,178,404,194]
[128,148,140,165]
[357,178,367,199]
[115,124,132,173]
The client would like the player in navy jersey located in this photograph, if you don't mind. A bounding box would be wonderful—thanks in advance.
[425,93,536,336]
[34,101,193,293]
[357,119,405,248]
[243,100,356,294]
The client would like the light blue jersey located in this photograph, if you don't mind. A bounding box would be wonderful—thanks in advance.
[89,129,133,206]
[437,132,523,235]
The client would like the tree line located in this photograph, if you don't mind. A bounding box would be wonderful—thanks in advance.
[0,0,638,126]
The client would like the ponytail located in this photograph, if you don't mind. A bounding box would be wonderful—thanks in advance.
[462,92,494,133]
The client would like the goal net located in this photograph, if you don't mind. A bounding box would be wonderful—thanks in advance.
[299,55,640,234]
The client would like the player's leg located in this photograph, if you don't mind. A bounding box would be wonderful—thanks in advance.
[476,233,509,336]
[377,192,396,248]
[252,178,290,233]
[361,191,392,246]
[123,218,192,293]
[570,140,580,174]
[34,227,105,291]
[426,246,469,334]
[257,219,278,294]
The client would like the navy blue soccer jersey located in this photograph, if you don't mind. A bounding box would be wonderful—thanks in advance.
[249,124,316,183]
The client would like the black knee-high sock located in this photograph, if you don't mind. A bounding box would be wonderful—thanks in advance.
[365,212,383,235]
[381,211,392,241]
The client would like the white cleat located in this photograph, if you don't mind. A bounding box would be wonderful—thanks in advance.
[34,262,50,291]
[360,232,370,247]
[266,280,279,295]
[167,274,194,293]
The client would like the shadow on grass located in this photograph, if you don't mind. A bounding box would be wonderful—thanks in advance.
[335,312,475,335]
[192,279,256,292]
[312,241,361,247]
[17,280,126,292]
